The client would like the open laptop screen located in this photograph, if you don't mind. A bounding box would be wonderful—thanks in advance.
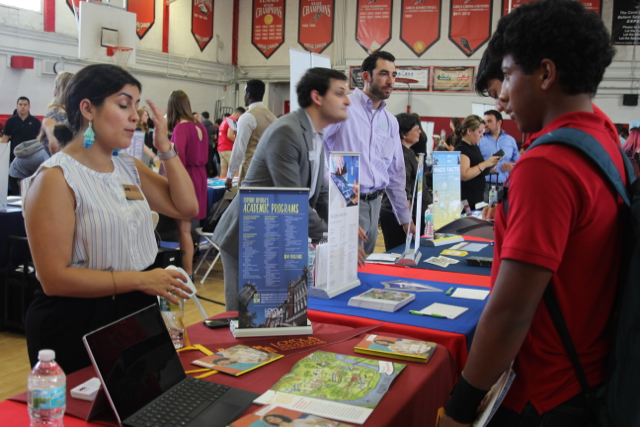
[84,304,186,422]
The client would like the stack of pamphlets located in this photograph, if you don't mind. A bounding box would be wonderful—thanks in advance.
[353,334,436,363]
[229,405,351,427]
[191,345,282,376]
[348,289,415,312]
[254,351,406,424]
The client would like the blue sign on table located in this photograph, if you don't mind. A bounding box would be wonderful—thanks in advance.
[238,188,309,329]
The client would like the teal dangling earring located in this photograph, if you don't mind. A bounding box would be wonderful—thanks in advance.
[83,121,95,148]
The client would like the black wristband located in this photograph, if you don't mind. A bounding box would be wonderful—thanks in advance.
[445,374,490,424]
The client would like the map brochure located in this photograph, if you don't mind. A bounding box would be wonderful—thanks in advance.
[472,364,515,427]
[191,345,282,376]
[254,351,406,425]
[353,334,436,363]
[348,289,415,312]
[229,404,352,427]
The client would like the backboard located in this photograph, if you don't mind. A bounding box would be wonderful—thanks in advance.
[78,1,137,67]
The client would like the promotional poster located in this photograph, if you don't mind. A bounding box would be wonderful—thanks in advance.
[432,151,461,230]
[238,188,309,329]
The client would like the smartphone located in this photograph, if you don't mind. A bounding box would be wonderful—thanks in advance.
[203,317,237,329]
[492,149,505,158]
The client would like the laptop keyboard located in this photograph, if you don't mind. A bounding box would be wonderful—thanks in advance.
[126,376,231,427]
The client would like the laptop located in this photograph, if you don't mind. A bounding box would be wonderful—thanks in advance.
[83,304,260,427]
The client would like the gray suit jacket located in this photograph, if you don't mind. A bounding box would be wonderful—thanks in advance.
[212,108,329,258]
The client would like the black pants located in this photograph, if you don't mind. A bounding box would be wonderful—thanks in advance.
[488,393,590,427]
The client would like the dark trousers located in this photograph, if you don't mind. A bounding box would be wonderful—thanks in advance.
[488,393,590,427]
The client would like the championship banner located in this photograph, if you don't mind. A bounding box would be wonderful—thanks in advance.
[128,0,155,39]
[192,0,214,51]
[449,0,492,57]
[612,0,640,45]
[66,0,85,15]
[298,0,334,54]
[400,0,441,57]
[356,0,393,54]
[576,0,602,15]
[432,152,461,230]
[432,66,475,92]
[501,0,535,16]
[238,188,309,329]
[252,0,286,59]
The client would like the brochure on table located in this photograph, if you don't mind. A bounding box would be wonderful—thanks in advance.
[255,351,406,424]
[432,151,461,230]
[238,187,312,335]
[124,130,145,160]
[309,152,361,299]
[398,153,424,266]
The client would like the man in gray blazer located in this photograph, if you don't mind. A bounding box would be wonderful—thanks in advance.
[213,67,352,311]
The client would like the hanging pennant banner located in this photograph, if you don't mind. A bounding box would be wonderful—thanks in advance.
[501,0,535,16]
[128,0,155,39]
[356,0,393,54]
[192,0,214,51]
[66,0,85,16]
[298,0,334,54]
[612,0,640,45]
[252,0,286,59]
[400,0,441,57]
[449,0,492,57]
[576,0,602,15]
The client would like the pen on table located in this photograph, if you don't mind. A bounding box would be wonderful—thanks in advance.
[445,287,455,296]
[409,310,447,318]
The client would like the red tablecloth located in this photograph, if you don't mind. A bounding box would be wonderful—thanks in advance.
[2,316,457,427]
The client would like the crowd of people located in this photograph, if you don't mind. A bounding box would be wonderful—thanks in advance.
[1,0,637,425]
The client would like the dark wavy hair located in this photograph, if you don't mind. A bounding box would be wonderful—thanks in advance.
[53,64,141,146]
[361,51,395,74]
[475,49,503,97]
[395,113,420,140]
[297,67,347,108]
[488,0,614,95]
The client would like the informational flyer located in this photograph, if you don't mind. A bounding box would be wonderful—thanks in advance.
[126,131,145,160]
[238,188,309,329]
[432,151,461,230]
[327,152,360,291]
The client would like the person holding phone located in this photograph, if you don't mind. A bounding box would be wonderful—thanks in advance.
[479,110,520,191]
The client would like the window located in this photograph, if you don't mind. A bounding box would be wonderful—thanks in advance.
[0,0,41,12]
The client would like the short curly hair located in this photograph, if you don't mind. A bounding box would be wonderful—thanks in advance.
[487,0,614,95]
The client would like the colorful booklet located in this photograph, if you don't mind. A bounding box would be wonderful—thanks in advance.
[191,345,282,376]
[229,404,351,427]
[353,334,436,363]
[348,289,415,312]
[254,351,406,424]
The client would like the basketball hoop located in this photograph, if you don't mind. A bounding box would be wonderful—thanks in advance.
[106,46,133,68]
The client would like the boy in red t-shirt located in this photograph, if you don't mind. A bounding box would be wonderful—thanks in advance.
[440,1,627,426]
[218,107,245,179]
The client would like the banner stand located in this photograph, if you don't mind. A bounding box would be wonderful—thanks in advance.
[230,320,313,338]
[396,154,425,267]
[308,279,360,300]
[397,250,422,266]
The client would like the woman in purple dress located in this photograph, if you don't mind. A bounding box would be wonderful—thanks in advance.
[167,90,208,278]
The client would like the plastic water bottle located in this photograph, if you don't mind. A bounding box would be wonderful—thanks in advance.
[307,238,316,290]
[489,185,497,206]
[425,204,434,239]
[28,349,66,427]
[158,297,185,349]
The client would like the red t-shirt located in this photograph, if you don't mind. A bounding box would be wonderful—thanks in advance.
[217,117,235,152]
[492,110,628,413]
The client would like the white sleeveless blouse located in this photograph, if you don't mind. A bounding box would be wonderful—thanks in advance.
[23,152,158,272]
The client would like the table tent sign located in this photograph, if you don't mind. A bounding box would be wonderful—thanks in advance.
[237,188,312,337]
[432,151,462,230]
[309,152,361,299]
[398,153,425,266]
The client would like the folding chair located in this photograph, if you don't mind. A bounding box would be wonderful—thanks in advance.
[193,227,221,284]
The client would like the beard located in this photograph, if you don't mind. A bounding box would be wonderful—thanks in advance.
[369,81,392,100]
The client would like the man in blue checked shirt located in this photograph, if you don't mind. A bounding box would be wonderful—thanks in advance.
[478,110,520,190]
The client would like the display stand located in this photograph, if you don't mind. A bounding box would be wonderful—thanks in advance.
[230,319,313,338]
[397,154,425,267]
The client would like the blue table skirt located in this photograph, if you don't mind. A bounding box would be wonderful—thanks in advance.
[309,272,488,348]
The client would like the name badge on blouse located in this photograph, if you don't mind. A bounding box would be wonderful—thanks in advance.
[378,120,388,131]
[122,184,144,200]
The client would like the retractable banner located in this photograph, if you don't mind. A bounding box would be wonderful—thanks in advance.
[298,0,334,54]
[449,0,492,57]
[432,152,461,230]
[128,0,155,39]
[400,0,441,57]
[191,0,214,51]
[612,0,640,45]
[356,0,393,54]
[252,0,286,59]
[238,188,309,329]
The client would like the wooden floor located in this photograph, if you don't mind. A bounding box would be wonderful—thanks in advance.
[0,232,386,403]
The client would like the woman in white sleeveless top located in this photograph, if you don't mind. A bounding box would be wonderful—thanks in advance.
[22,64,199,373]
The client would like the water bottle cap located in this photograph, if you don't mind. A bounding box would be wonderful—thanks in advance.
[38,349,55,361]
